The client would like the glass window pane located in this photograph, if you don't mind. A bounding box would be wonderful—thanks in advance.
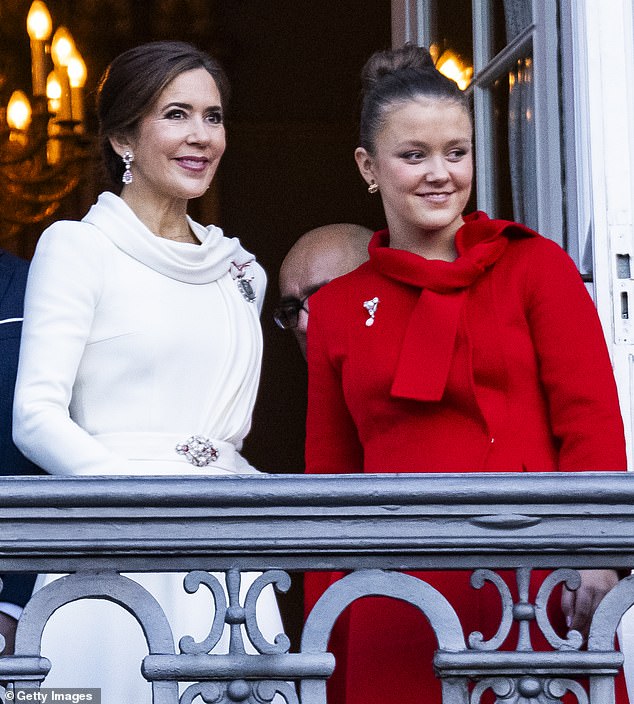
[487,54,537,227]
[490,73,514,221]
[507,55,537,228]
[494,0,533,53]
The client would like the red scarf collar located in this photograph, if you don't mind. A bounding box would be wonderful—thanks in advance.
[368,212,538,401]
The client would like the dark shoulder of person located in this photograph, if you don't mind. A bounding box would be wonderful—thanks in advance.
[0,249,44,476]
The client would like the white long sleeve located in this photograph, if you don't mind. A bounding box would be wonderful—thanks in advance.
[13,222,135,475]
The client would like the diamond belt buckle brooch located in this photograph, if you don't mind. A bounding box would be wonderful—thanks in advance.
[175,435,219,467]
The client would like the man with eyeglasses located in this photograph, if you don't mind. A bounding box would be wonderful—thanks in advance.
[274,224,373,359]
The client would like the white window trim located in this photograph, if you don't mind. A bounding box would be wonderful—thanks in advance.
[573,0,634,465]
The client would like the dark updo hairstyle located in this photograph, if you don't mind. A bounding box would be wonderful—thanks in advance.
[97,40,230,185]
[359,43,470,154]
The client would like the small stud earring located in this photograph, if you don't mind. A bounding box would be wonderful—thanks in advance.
[368,181,379,194]
[122,151,134,185]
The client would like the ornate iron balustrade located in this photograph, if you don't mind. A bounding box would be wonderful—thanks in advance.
[0,472,633,703]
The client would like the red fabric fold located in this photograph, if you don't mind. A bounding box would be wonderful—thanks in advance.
[369,212,536,402]
[391,289,465,401]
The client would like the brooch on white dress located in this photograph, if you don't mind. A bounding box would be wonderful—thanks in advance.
[230,261,257,303]
[175,435,219,467]
[363,297,380,326]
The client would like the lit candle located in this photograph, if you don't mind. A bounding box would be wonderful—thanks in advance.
[26,1,53,97]
[46,70,62,115]
[56,68,71,122]
[47,119,62,165]
[46,71,63,163]
[67,51,87,129]
[51,26,75,123]
[7,90,32,131]
[7,90,32,144]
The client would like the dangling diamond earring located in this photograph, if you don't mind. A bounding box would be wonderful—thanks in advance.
[122,151,134,185]
[368,180,379,194]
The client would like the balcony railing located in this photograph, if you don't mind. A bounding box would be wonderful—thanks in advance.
[0,472,633,703]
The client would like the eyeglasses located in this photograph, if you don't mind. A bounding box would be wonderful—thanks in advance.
[273,296,310,330]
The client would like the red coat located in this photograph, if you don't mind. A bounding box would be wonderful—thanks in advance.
[305,212,627,703]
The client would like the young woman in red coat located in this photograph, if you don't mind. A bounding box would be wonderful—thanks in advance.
[304,44,628,703]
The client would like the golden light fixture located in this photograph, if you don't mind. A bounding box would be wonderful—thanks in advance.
[432,45,474,91]
[0,1,91,240]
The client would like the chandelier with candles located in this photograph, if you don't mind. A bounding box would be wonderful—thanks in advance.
[0,1,91,240]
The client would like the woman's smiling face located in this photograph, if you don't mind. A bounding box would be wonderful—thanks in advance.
[356,97,473,249]
[114,67,226,206]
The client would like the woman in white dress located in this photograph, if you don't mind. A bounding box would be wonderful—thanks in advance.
[12,41,285,702]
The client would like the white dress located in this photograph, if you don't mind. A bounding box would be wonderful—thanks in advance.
[13,192,285,702]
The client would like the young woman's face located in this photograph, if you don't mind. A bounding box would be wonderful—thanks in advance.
[356,97,473,246]
[116,67,226,204]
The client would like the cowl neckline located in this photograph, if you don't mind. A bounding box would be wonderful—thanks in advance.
[368,211,515,290]
[367,211,538,402]
[82,191,254,284]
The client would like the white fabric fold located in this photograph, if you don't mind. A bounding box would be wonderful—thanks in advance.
[83,191,255,284]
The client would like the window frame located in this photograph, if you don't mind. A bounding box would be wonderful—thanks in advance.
[470,0,563,246]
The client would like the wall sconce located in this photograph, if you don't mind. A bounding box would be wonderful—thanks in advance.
[0,1,92,240]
